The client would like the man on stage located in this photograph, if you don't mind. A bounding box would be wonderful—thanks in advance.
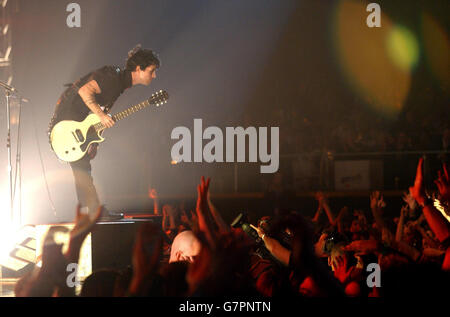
[48,45,160,218]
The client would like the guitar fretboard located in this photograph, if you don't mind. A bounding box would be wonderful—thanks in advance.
[93,99,152,132]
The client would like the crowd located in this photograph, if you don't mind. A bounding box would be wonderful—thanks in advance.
[252,105,449,154]
[14,158,450,297]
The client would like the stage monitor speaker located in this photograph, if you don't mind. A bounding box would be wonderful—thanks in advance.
[91,217,161,272]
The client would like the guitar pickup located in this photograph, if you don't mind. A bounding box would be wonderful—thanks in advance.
[72,129,85,143]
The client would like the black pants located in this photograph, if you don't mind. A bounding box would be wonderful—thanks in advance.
[69,155,100,216]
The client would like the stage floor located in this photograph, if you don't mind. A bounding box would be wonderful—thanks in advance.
[0,278,17,297]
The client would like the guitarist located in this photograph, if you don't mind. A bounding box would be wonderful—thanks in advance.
[48,45,160,217]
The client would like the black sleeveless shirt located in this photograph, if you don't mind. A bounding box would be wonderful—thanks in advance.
[48,66,132,134]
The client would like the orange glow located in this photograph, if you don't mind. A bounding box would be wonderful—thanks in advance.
[421,12,450,92]
[332,0,412,118]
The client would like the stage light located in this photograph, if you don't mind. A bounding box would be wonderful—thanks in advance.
[2,24,9,35]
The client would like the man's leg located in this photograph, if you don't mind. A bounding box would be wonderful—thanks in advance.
[69,156,100,216]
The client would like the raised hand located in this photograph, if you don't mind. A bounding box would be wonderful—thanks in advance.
[24,227,72,296]
[195,176,215,246]
[28,241,68,297]
[66,204,102,262]
[148,188,158,199]
[333,255,355,284]
[315,191,328,206]
[434,163,450,203]
[40,237,67,279]
[402,191,417,211]
[409,158,427,206]
[207,188,229,233]
[148,188,161,215]
[400,205,408,217]
[370,191,386,210]
[187,176,255,295]
[409,158,450,243]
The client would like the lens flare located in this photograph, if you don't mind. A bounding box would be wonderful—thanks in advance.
[421,12,450,92]
[387,25,420,71]
[332,0,412,118]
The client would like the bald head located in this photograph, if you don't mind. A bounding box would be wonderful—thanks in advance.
[169,230,202,263]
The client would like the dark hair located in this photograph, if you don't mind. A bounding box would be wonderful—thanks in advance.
[125,44,160,71]
[80,269,120,297]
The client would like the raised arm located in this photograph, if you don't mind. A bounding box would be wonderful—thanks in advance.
[335,207,349,234]
[195,176,216,247]
[251,224,290,266]
[434,163,450,203]
[65,204,102,263]
[395,205,407,242]
[409,158,450,243]
[316,192,336,226]
[370,191,387,230]
[207,191,229,233]
[148,188,160,215]
[312,192,324,223]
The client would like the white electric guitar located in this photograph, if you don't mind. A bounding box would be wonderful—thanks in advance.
[50,90,169,162]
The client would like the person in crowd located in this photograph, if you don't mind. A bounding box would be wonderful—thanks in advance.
[14,157,450,297]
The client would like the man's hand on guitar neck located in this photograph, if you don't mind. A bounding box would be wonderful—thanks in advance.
[98,111,115,128]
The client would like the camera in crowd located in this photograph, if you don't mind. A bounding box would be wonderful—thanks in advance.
[231,212,293,262]
[322,231,348,255]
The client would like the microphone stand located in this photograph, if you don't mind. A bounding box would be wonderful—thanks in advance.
[2,80,23,225]
[5,89,13,224]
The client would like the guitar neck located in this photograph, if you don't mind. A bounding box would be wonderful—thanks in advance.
[94,99,152,131]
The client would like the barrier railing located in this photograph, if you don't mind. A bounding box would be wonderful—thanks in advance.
[280,150,449,192]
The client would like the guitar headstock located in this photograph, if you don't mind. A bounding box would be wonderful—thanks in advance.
[149,90,169,107]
